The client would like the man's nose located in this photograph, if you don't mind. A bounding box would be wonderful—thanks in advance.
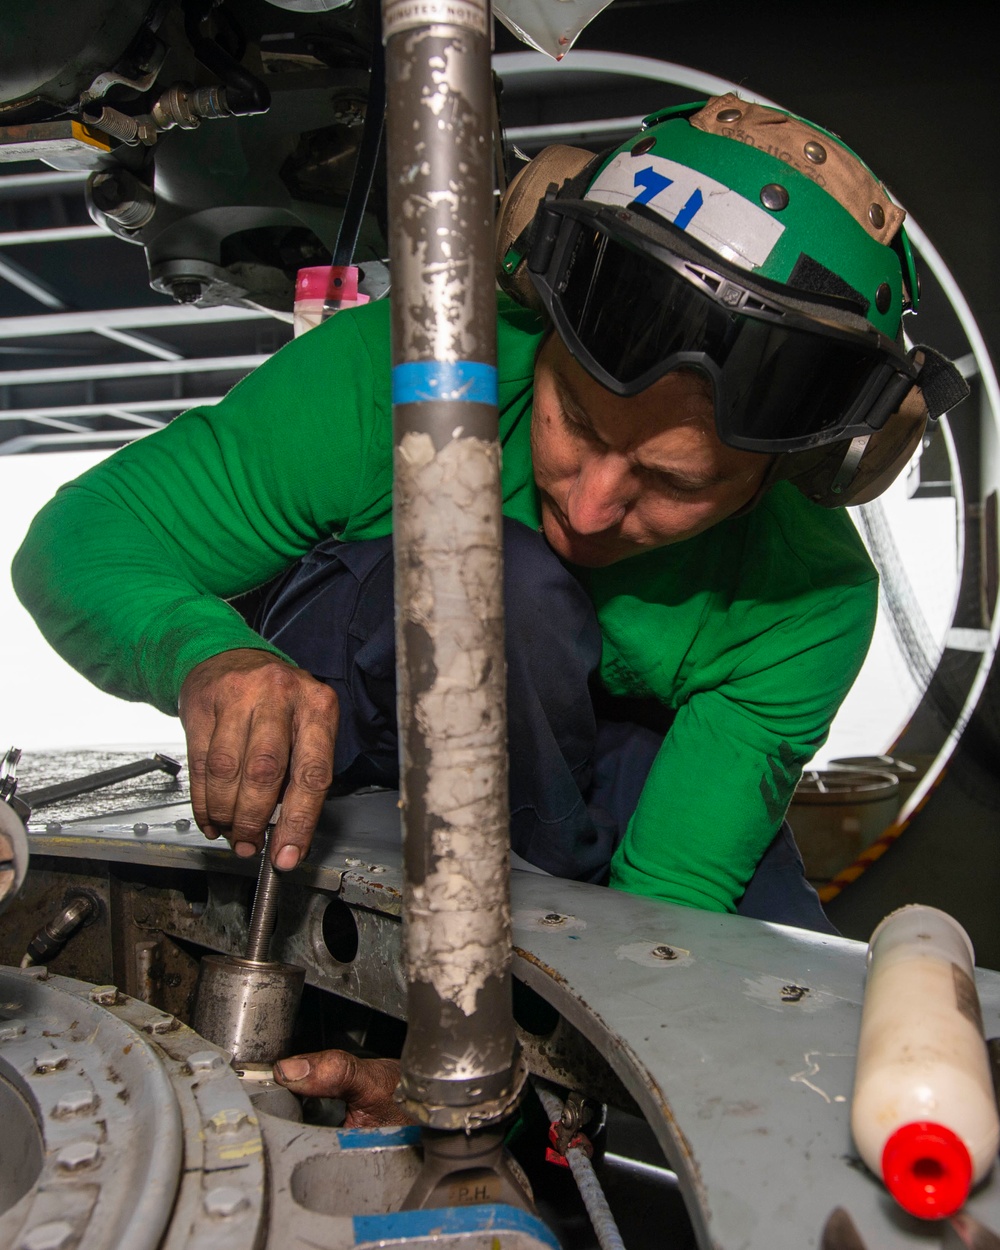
[565,456,633,534]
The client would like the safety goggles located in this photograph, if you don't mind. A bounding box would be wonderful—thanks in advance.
[526,198,920,454]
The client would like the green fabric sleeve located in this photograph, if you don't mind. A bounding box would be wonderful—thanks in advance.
[12,302,393,714]
[609,582,878,913]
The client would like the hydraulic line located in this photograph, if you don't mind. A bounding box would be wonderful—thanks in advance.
[535,1084,627,1250]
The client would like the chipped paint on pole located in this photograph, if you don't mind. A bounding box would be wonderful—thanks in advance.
[383,0,526,1129]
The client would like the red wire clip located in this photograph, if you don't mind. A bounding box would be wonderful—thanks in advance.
[545,1119,594,1168]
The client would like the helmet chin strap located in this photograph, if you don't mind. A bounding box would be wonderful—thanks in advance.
[829,434,872,497]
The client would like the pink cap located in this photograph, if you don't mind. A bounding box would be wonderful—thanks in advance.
[294,265,360,304]
[881,1121,973,1219]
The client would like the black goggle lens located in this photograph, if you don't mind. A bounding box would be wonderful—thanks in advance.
[535,210,913,453]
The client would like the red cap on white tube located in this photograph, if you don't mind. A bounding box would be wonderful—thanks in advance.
[881,1120,973,1218]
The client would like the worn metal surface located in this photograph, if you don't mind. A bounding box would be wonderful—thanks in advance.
[13,749,189,826]
[193,954,305,1065]
[0,966,592,1250]
[384,0,523,1131]
[20,793,1000,1247]
[0,969,265,1250]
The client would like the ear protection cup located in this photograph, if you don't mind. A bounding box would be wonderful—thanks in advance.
[495,144,594,311]
[778,386,928,508]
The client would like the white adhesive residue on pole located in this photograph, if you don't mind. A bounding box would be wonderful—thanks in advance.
[851,904,999,1219]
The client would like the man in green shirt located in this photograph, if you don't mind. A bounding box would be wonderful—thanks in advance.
[13,95,964,935]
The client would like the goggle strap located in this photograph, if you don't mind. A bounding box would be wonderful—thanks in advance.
[911,344,971,420]
[829,435,872,497]
[509,151,610,280]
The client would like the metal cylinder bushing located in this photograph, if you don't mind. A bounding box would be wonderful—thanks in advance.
[192,955,304,1065]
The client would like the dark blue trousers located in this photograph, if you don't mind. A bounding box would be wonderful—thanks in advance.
[259,518,836,934]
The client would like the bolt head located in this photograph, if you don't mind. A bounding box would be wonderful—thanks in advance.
[89,985,119,1006]
[20,1221,75,1250]
[187,1050,224,1074]
[132,822,149,836]
[34,1050,69,1073]
[651,945,678,960]
[56,1140,100,1170]
[203,1186,250,1217]
[208,1107,250,1134]
[144,1014,177,1035]
[0,1020,26,1041]
[54,1087,96,1115]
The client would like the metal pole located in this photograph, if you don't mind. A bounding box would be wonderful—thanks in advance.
[382,0,526,1166]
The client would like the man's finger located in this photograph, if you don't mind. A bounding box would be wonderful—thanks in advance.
[273,1050,412,1127]
[270,685,337,871]
[228,704,292,853]
[183,706,220,840]
[202,713,252,837]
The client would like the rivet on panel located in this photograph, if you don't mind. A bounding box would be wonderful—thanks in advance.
[875,282,892,314]
[716,108,742,123]
[869,202,886,229]
[804,141,827,164]
[651,945,679,961]
[631,135,656,156]
[760,184,789,211]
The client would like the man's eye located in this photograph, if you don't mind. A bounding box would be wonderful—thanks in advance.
[562,409,595,438]
[651,471,704,495]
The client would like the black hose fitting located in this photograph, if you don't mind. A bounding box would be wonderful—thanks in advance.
[24,894,99,966]
[183,0,270,117]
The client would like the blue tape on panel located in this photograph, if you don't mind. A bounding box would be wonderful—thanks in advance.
[338,1124,422,1150]
[353,1203,560,1248]
[392,360,498,406]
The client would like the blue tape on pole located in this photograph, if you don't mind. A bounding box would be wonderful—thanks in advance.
[392,360,498,405]
[353,1204,561,1248]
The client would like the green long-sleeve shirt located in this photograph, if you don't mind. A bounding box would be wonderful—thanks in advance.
[13,293,877,914]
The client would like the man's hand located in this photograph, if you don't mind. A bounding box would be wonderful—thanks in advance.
[179,649,338,870]
[273,1050,413,1127]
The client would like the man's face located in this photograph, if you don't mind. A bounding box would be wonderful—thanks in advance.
[530,334,770,568]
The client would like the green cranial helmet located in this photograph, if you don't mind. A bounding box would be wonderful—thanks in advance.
[585,93,917,338]
[496,93,966,504]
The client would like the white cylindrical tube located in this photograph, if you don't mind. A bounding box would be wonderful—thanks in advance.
[851,904,999,1219]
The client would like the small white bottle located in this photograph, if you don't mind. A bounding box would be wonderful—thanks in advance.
[851,904,999,1218]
